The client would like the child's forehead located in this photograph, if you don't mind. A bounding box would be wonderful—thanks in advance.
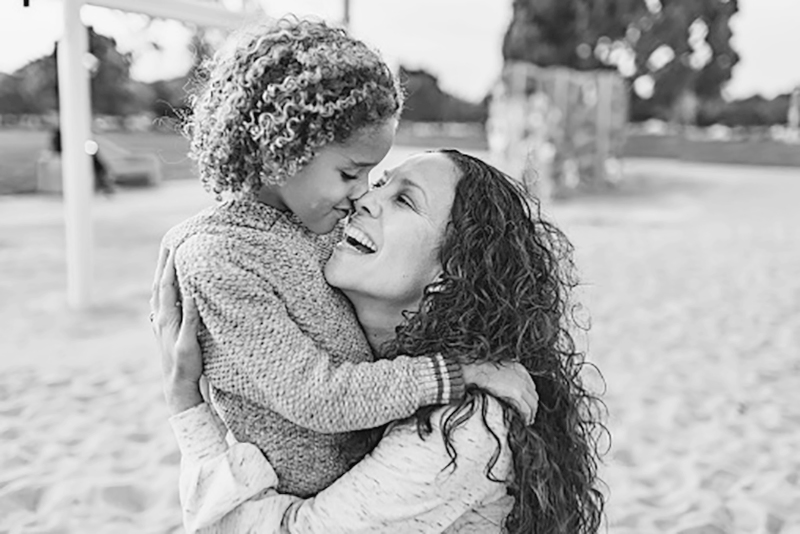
[332,123,395,164]
[324,145,375,167]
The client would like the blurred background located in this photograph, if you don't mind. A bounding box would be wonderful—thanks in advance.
[0,0,798,533]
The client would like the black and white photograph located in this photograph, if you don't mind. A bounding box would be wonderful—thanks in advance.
[0,0,799,532]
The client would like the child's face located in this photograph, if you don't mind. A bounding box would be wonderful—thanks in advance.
[279,120,396,234]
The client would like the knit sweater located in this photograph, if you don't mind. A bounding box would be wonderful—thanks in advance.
[170,400,514,533]
[162,199,466,496]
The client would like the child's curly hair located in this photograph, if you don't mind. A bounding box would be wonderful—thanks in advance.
[185,17,403,196]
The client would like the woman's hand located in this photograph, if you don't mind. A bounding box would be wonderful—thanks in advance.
[150,246,205,415]
[462,362,538,425]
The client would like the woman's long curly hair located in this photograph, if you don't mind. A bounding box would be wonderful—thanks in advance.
[185,17,403,196]
[381,150,607,534]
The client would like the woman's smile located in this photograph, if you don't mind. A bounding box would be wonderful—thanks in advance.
[340,223,379,254]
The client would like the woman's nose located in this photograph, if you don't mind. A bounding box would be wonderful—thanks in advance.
[354,190,381,218]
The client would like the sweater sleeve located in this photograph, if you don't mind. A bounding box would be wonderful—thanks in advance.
[275,397,513,533]
[173,233,465,434]
[170,404,277,533]
[171,399,513,534]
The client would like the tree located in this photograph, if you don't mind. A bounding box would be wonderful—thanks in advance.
[398,66,487,123]
[503,0,646,70]
[696,93,791,127]
[85,26,135,115]
[630,0,739,120]
[0,74,26,114]
[0,27,135,116]
[6,53,58,114]
[502,0,739,121]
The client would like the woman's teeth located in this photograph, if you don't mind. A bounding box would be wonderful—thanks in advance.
[344,227,377,254]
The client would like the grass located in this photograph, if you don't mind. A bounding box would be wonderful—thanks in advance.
[623,134,800,167]
[0,129,195,195]
[398,127,800,167]
[0,129,49,194]
[2,126,799,195]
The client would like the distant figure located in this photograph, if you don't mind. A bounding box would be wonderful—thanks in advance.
[49,128,115,195]
[673,89,699,135]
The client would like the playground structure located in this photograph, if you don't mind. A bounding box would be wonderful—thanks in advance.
[488,62,628,200]
[55,0,249,309]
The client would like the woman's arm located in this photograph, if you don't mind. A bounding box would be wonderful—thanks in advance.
[169,398,513,534]
[152,249,524,532]
[169,403,291,533]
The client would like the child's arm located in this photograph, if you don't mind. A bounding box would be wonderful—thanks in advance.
[173,234,465,433]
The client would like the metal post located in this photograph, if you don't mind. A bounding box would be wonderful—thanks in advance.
[48,0,249,309]
[343,0,350,28]
[595,73,612,186]
[58,0,94,309]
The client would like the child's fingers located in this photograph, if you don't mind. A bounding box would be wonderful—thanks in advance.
[523,389,538,425]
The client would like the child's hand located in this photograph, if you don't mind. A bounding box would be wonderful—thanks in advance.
[150,247,205,415]
[462,362,538,425]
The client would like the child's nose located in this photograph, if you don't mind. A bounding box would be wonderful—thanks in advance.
[348,176,369,202]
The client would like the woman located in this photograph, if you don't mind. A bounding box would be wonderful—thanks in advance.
[153,150,607,533]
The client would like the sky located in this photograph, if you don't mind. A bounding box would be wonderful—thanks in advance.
[0,0,798,103]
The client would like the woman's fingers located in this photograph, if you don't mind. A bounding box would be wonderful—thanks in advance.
[199,375,211,404]
[174,296,205,385]
[158,250,180,322]
[157,250,182,336]
[178,297,200,342]
[150,246,170,316]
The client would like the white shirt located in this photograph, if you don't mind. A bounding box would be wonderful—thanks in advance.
[169,397,515,533]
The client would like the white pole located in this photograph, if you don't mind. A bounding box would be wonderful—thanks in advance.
[87,0,249,28]
[58,0,94,309]
[342,0,350,28]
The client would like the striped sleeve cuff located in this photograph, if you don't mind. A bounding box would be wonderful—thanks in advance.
[416,354,466,405]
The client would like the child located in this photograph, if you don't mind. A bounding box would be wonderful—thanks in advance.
[161,18,534,498]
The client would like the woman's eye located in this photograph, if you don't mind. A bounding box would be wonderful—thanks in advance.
[340,171,358,181]
[396,195,413,208]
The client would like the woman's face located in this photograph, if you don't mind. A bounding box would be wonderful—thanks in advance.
[276,119,397,234]
[324,152,460,310]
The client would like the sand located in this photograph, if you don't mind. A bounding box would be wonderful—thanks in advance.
[1,153,798,533]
